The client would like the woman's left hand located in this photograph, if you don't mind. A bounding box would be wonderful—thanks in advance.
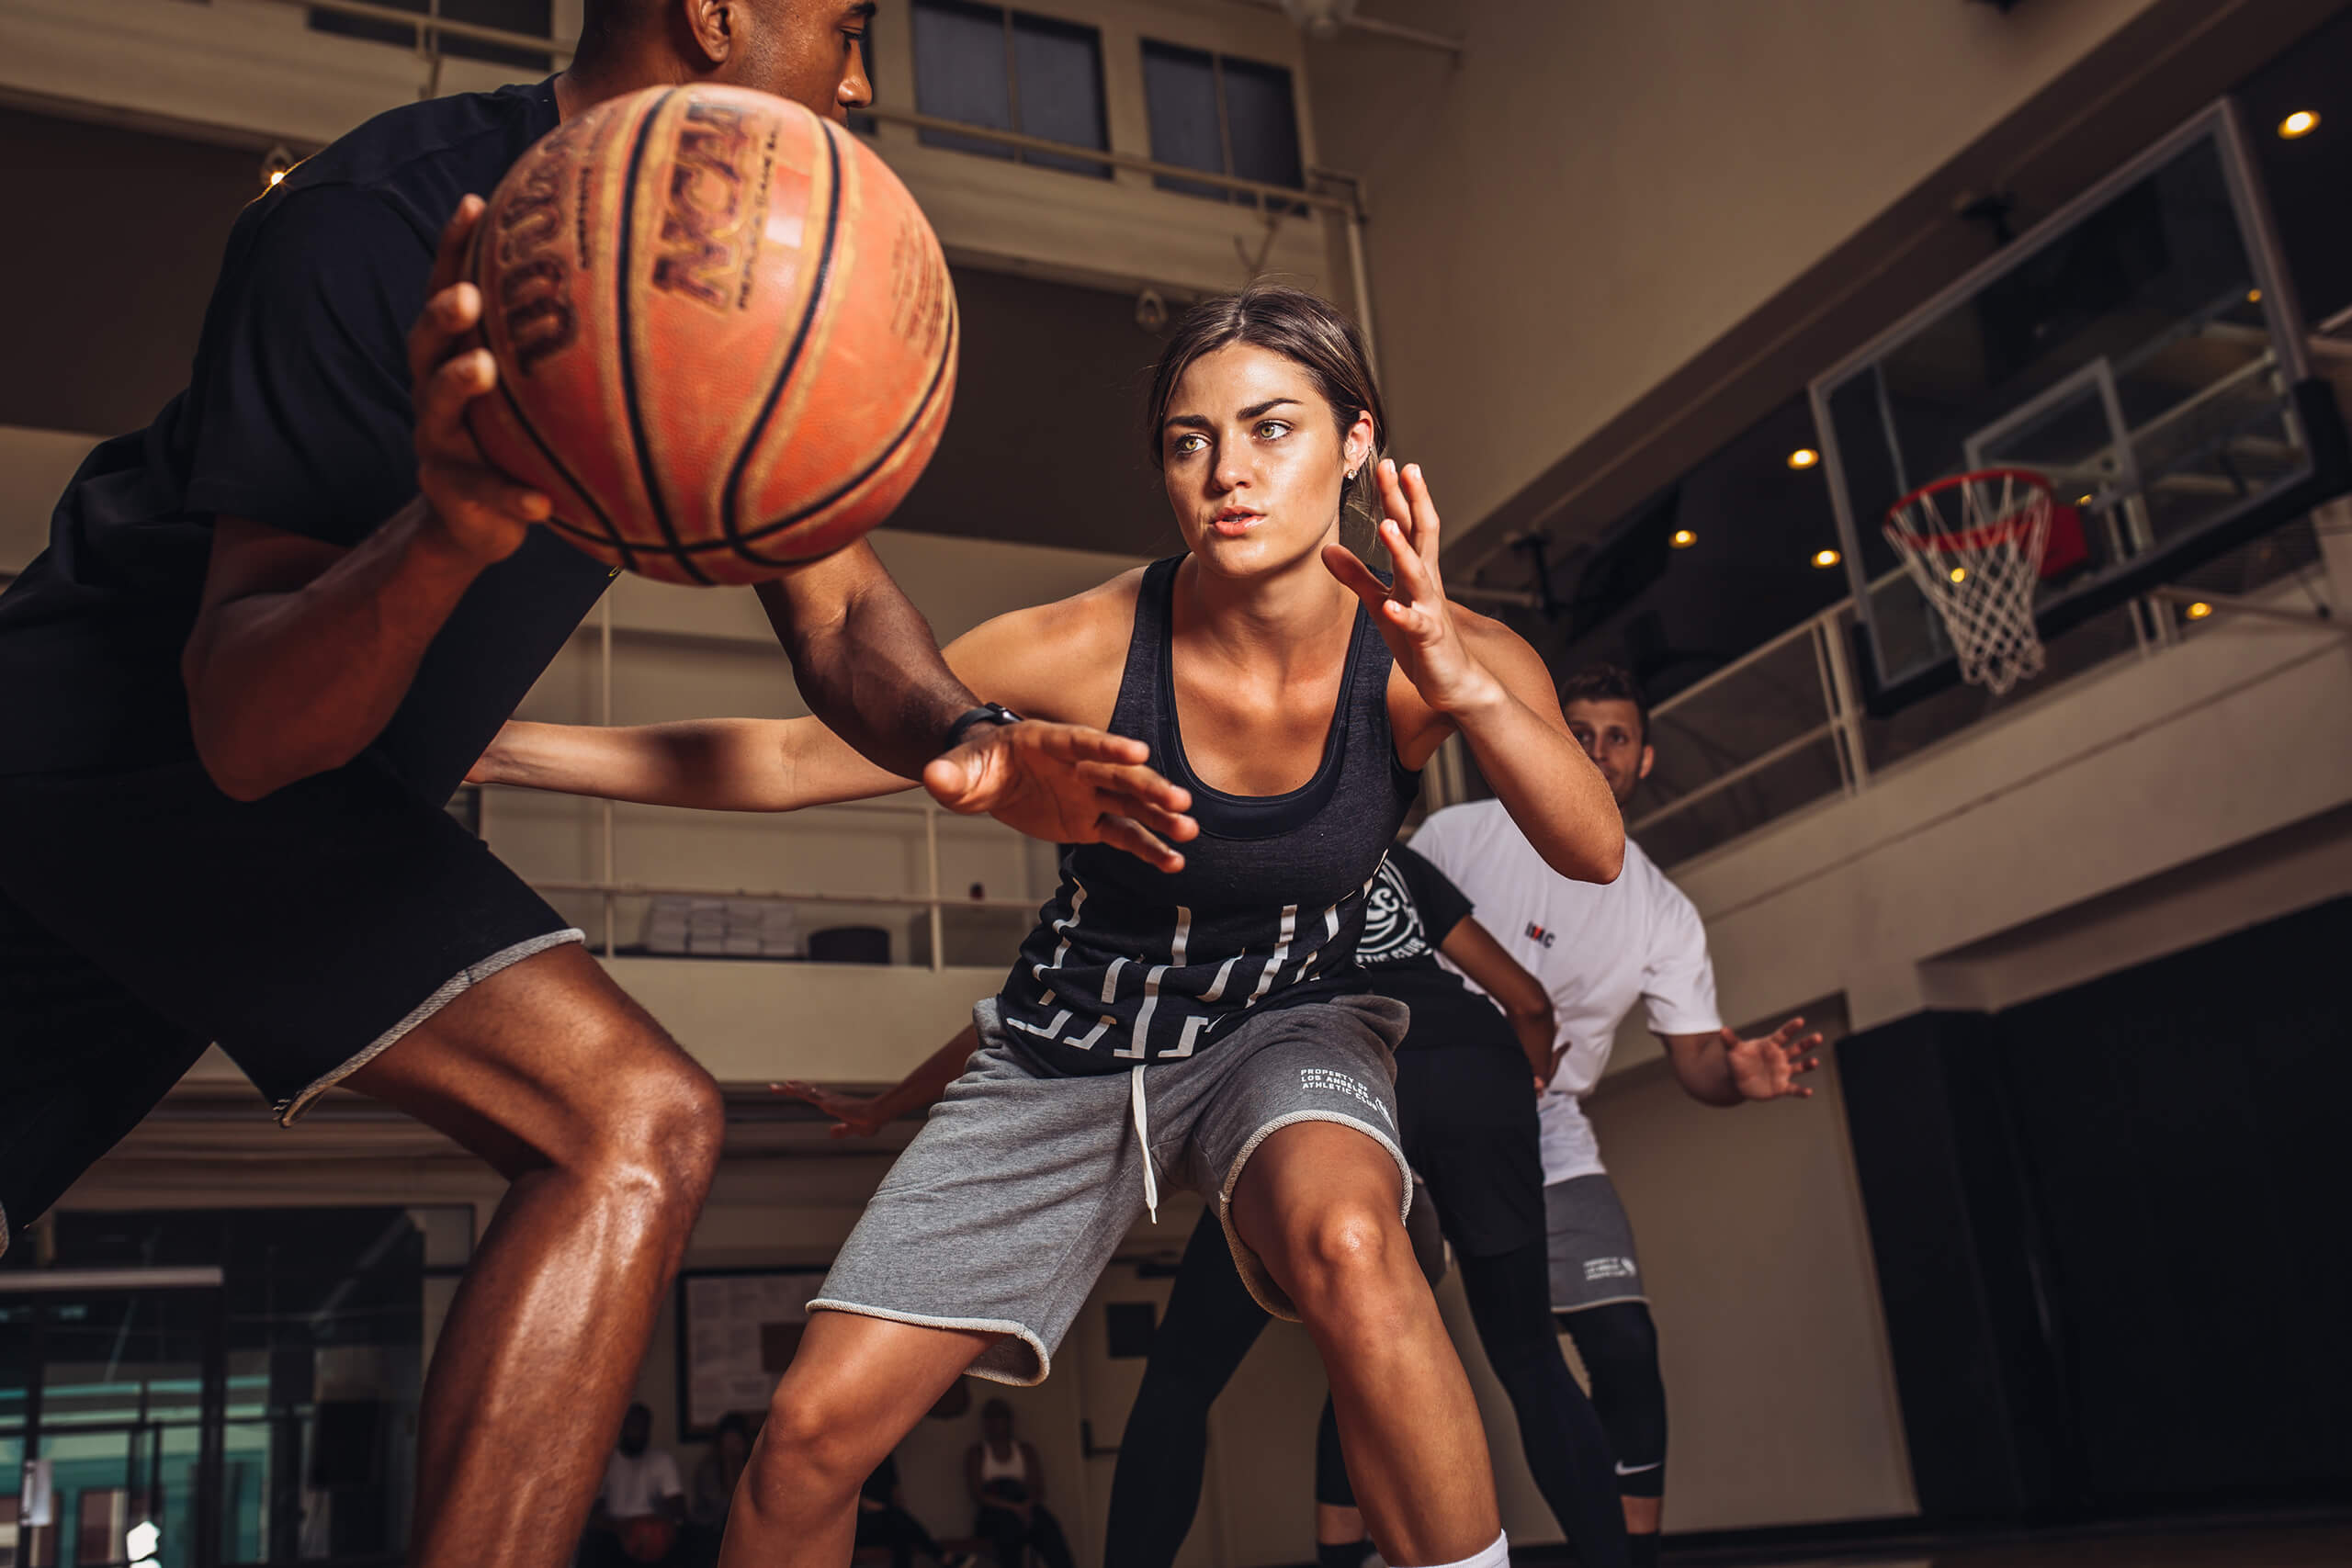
[1323,460,1495,716]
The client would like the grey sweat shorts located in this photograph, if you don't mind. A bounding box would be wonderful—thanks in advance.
[808,992,1412,1385]
[1545,1172,1648,1313]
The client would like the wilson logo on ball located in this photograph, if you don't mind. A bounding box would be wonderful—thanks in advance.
[467,83,959,586]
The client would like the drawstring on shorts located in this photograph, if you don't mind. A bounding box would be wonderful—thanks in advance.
[1129,1064,1159,1223]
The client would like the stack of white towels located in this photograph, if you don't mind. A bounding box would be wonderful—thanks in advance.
[640,896,802,958]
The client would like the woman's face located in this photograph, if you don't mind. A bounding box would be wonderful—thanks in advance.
[1160,344,1372,578]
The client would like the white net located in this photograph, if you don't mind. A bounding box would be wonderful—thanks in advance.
[1882,469,2052,696]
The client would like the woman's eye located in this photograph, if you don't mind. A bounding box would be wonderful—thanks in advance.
[1171,434,1206,457]
[1255,421,1291,440]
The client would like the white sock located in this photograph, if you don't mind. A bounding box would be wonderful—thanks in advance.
[1402,1530,1508,1568]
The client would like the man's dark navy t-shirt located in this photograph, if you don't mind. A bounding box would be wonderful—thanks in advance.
[0,78,611,803]
[1364,843,1520,1053]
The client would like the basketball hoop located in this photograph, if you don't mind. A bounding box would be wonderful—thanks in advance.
[1882,468,2054,695]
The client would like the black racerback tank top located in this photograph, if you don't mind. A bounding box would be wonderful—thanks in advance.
[995,555,1421,1074]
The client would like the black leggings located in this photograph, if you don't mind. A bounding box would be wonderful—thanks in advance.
[1555,1301,1668,1501]
[1102,1212,1628,1568]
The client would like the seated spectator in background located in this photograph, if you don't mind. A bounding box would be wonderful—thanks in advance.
[688,1413,754,1564]
[965,1401,1073,1568]
[858,1450,975,1568]
[589,1403,687,1568]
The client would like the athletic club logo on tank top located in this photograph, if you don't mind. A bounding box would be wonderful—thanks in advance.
[1355,856,1432,967]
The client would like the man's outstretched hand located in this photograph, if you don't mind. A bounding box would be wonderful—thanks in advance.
[1722,1017,1825,1101]
[923,722,1195,873]
[772,1080,888,1138]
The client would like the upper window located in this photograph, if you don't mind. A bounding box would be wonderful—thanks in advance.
[1140,41,1304,202]
[308,0,553,72]
[911,0,1109,178]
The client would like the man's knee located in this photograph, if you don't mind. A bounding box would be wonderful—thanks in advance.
[1562,1300,1661,1387]
[561,1014,724,1207]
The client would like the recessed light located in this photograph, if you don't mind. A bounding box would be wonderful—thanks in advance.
[2076,494,2093,507]
[1812,547,1841,569]
[2186,600,2213,620]
[1669,528,1697,548]
[2279,110,2320,139]
[1787,447,1820,470]
[2247,288,2263,303]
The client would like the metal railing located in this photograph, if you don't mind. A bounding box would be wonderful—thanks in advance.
[1618,510,2338,868]
[250,0,1382,360]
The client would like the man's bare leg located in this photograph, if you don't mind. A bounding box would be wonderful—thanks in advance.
[343,943,723,1568]
[1232,1122,1499,1567]
[721,1311,993,1568]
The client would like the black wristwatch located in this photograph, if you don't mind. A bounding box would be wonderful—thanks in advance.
[943,702,1023,751]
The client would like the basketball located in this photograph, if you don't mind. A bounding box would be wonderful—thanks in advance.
[466,84,958,585]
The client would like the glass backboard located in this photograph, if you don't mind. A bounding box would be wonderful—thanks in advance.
[1810,99,2348,710]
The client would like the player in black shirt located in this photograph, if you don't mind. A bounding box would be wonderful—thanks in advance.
[0,6,1189,1567]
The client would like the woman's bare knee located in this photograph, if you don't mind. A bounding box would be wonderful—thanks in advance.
[1278,1198,1415,1318]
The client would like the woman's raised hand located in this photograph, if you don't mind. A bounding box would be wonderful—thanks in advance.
[1322,460,1495,716]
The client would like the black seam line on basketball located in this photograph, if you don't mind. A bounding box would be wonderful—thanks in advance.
[615,88,713,585]
[490,372,638,576]
[719,117,844,560]
[727,289,958,553]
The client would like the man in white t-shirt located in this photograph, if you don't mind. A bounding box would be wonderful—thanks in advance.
[1409,664,1819,1568]
[589,1403,687,1568]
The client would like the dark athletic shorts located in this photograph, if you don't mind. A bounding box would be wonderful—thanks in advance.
[1393,985,1546,1259]
[0,757,581,1254]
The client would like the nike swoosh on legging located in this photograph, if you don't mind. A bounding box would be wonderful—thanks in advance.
[1615,1461,1662,1475]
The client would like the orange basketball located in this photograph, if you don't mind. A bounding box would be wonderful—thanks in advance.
[467,85,958,585]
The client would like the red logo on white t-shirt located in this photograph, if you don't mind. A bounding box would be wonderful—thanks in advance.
[1525,922,1556,947]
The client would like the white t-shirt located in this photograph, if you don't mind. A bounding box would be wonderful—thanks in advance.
[1408,800,1721,1184]
[601,1448,684,1520]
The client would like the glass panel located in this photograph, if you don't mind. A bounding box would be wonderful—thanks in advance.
[1220,58,1304,195]
[1820,127,2313,694]
[1011,13,1108,177]
[1141,40,1228,201]
[912,0,1015,161]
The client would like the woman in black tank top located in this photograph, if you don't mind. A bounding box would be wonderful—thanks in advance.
[478,288,1623,1568]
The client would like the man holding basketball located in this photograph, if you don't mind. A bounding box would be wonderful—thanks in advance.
[0,6,1189,1568]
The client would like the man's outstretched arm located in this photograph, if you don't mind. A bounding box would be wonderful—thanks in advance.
[772,1025,978,1138]
[1658,1018,1824,1108]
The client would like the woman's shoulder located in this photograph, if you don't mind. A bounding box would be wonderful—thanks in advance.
[944,569,1148,723]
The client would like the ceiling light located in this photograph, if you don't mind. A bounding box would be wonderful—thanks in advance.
[1669,528,1697,548]
[2076,493,2093,506]
[1812,547,1841,569]
[2247,288,2263,303]
[2279,110,2319,139]
[2186,600,2213,620]
[1787,447,1820,470]
[261,143,298,190]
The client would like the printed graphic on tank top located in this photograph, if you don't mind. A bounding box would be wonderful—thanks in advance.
[996,556,1420,1073]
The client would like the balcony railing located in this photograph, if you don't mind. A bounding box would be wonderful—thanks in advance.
[1621,507,2337,869]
